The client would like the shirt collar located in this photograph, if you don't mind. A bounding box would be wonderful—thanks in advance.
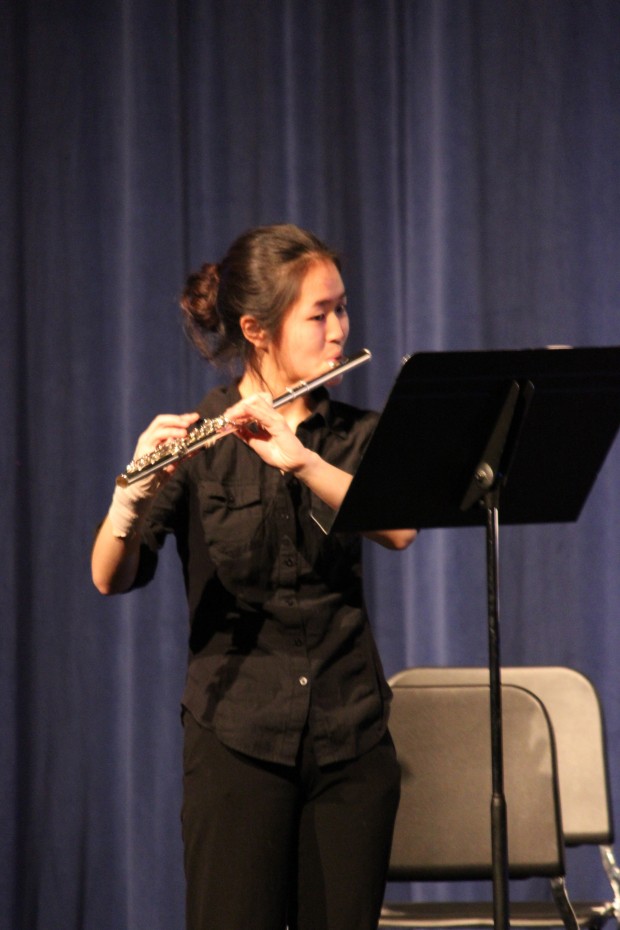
[300,388,348,438]
[216,383,347,438]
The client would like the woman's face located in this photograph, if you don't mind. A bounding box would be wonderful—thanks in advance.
[271,259,350,386]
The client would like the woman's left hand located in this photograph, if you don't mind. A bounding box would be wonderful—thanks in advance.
[226,394,310,473]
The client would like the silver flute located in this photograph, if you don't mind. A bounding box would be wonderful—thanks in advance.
[116,348,372,487]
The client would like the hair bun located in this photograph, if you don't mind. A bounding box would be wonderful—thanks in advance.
[181,262,221,331]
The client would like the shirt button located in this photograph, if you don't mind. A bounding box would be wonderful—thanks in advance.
[299,676,309,687]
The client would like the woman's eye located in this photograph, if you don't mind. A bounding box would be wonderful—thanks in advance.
[310,303,347,321]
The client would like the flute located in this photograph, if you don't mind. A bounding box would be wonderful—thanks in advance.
[116,348,372,487]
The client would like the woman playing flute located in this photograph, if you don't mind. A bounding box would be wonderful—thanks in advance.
[91,223,416,930]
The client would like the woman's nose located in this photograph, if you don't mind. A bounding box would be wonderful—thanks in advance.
[327,312,346,343]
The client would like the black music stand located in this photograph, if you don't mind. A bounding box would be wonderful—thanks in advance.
[332,346,620,930]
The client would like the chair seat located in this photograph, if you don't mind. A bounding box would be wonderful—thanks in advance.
[379,899,616,929]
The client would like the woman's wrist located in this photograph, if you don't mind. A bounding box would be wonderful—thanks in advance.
[107,483,154,538]
[289,447,320,482]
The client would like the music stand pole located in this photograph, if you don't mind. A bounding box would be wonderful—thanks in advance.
[461,380,524,930]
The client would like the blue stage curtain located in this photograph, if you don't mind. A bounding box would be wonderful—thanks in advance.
[3,2,620,927]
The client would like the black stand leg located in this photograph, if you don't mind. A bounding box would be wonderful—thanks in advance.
[486,491,510,930]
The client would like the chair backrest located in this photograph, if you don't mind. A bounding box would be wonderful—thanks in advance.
[388,682,565,881]
[390,667,614,846]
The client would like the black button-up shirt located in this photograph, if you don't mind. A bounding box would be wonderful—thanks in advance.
[134,384,392,766]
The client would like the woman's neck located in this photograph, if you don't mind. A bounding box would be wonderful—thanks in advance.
[237,366,314,431]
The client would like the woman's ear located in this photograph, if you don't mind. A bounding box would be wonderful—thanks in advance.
[240,315,269,349]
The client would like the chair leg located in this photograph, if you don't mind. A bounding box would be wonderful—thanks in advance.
[550,877,580,930]
[599,844,620,920]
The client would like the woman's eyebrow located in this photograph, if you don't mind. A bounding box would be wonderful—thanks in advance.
[314,292,347,308]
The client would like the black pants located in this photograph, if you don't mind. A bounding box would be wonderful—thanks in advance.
[181,713,401,930]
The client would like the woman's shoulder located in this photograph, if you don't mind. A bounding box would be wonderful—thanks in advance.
[195,382,239,419]
[328,397,379,433]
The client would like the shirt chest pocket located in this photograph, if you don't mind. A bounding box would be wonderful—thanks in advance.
[197,479,264,560]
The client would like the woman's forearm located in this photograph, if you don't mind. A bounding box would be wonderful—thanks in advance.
[293,450,417,550]
[91,515,141,595]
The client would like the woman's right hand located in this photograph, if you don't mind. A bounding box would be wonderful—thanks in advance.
[108,411,201,536]
[92,410,202,595]
[127,412,201,495]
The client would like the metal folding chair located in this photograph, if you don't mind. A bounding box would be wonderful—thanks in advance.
[381,668,619,930]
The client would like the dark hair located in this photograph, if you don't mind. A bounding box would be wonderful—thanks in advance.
[180,224,340,372]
